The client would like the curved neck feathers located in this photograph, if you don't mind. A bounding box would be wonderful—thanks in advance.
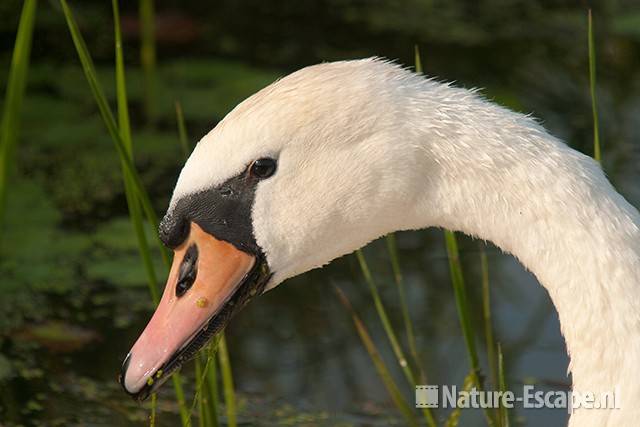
[397,84,640,425]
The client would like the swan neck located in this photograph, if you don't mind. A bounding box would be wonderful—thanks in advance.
[405,105,640,424]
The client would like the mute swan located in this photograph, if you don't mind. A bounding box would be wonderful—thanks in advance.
[119,58,640,426]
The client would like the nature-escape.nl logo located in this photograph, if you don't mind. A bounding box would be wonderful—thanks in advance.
[415,385,620,414]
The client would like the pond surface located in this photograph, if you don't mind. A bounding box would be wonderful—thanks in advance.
[3,229,574,426]
[1,2,640,426]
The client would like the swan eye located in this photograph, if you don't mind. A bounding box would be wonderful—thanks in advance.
[249,158,277,179]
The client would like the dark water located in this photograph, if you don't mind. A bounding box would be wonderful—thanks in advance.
[3,231,574,426]
[1,1,640,426]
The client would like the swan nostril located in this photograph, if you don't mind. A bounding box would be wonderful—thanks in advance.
[176,244,198,297]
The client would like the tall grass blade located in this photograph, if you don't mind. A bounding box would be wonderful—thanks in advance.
[140,0,157,122]
[61,0,187,422]
[335,286,419,426]
[187,343,218,427]
[170,372,189,425]
[443,232,479,371]
[497,344,509,427]
[195,357,206,427]
[444,231,496,427]
[385,234,423,380]
[113,0,190,423]
[175,101,190,158]
[356,250,436,426]
[113,0,131,147]
[481,247,500,423]
[444,371,475,427]
[0,0,37,245]
[59,0,169,267]
[217,335,237,427]
[355,250,411,379]
[481,248,497,390]
[446,241,497,427]
[204,342,221,427]
[113,0,160,303]
[587,9,601,163]
[414,45,423,73]
[150,392,157,427]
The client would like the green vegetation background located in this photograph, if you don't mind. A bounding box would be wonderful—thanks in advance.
[1,0,639,425]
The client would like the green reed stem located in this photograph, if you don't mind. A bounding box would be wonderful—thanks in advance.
[497,344,509,427]
[62,0,186,423]
[187,342,218,427]
[195,357,206,427]
[444,231,495,426]
[114,0,190,422]
[169,368,189,423]
[140,0,157,122]
[444,371,475,427]
[113,0,160,303]
[0,0,37,246]
[175,101,191,158]
[481,247,500,424]
[335,285,418,426]
[385,235,421,371]
[205,342,221,427]
[444,232,478,369]
[356,249,436,427]
[481,248,497,390]
[116,2,189,422]
[414,45,423,74]
[217,335,237,427]
[60,0,170,268]
[150,392,157,427]
[187,337,224,427]
[355,250,411,378]
[588,9,601,163]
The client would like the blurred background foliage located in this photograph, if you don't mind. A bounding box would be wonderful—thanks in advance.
[0,0,639,425]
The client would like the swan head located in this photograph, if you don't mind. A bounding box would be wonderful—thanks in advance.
[120,58,431,399]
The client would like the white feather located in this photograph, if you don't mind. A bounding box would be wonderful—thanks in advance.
[171,58,640,426]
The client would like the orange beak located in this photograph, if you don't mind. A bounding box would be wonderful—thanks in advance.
[120,222,263,400]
